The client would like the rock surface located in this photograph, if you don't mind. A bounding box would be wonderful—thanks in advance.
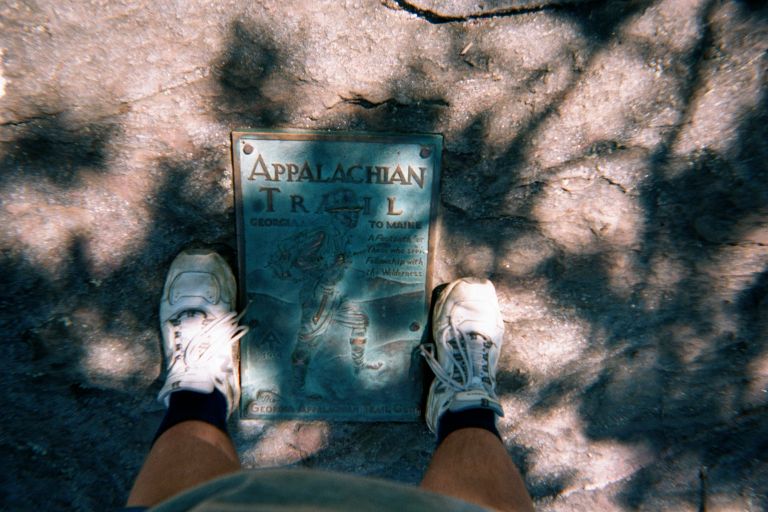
[1,0,766,510]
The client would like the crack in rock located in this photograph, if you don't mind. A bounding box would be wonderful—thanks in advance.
[599,175,630,195]
[382,0,594,23]
[0,67,209,129]
[0,113,64,128]
[699,465,708,512]
[337,94,449,110]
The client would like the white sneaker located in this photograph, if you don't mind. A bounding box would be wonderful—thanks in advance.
[157,249,248,417]
[421,277,505,434]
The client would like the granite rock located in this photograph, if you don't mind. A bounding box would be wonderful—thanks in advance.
[1,0,766,510]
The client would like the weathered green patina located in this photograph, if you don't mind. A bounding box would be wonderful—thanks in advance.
[233,129,442,421]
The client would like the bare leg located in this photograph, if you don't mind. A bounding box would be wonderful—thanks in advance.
[421,428,534,512]
[126,421,240,507]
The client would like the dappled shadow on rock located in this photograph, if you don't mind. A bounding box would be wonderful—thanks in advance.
[0,115,118,190]
[214,20,289,127]
[526,3,768,507]
[0,236,160,510]
[0,115,242,507]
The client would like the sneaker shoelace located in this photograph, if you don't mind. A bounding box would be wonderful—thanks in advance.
[169,309,249,371]
[420,324,496,394]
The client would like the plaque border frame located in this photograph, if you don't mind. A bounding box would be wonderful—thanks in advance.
[230,128,443,420]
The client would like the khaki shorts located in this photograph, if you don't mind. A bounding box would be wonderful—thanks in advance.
[144,468,488,512]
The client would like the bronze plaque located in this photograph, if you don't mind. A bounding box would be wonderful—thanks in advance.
[232,129,442,421]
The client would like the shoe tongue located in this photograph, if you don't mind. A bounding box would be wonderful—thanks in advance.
[175,309,207,321]
[468,375,485,388]
[465,332,490,378]
[169,310,210,332]
[171,311,219,362]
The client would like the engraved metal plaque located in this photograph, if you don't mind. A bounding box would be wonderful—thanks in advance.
[232,129,442,421]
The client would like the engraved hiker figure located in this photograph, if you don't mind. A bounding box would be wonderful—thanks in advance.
[268,188,383,395]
